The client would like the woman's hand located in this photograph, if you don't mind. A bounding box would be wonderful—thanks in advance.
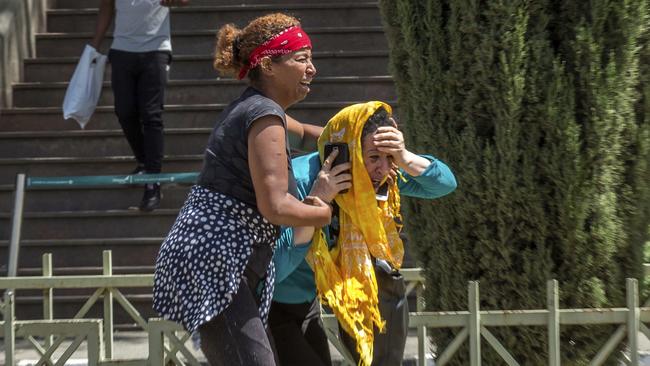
[302,196,333,227]
[293,194,333,244]
[373,123,408,166]
[373,119,431,177]
[308,149,352,202]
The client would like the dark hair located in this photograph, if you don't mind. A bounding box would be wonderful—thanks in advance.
[361,107,394,139]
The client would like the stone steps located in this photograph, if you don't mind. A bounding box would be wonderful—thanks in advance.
[0,101,377,131]
[0,128,210,158]
[24,51,389,82]
[53,0,361,9]
[0,184,191,212]
[13,76,395,108]
[0,208,181,240]
[36,27,388,57]
[0,155,203,185]
[46,3,381,33]
[5,0,399,323]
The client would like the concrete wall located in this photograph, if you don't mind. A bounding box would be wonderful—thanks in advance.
[0,0,50,109]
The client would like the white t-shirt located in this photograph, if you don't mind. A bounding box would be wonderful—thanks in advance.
[111,0,171,52]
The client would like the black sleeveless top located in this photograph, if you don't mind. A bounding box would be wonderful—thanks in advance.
[198,87,298,208]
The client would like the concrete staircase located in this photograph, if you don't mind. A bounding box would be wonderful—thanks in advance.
[0,0,395,322]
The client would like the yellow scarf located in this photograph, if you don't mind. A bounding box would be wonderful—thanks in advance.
[306,101,404,366]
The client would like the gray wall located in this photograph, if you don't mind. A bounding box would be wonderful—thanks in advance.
[0,0,50,109]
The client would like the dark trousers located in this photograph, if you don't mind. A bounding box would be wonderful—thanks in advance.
[339,265,409,366]
[198,244,277,366]
[269,299,332,366]
[108,49,170,173]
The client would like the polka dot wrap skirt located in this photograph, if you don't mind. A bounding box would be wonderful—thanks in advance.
[153,186,279,332]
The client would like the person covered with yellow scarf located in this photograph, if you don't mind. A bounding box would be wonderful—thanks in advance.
[269,101,457,366]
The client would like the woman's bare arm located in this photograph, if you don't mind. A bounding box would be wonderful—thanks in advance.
[286,114,323,152]
[248,115,331,227]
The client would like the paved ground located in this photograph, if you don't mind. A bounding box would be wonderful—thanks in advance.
[2,330,650,365]
[4,330,426,365]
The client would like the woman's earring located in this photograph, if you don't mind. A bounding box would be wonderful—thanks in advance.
[262,58,272,72]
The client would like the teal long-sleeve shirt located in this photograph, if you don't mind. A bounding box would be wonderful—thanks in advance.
[273,152,457,304]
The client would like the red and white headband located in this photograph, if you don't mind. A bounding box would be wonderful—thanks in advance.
[238,26,312,79]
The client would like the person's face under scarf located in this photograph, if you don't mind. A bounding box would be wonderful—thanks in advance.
[361,130,394,192]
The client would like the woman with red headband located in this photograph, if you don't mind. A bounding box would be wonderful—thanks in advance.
[153,13,330,366]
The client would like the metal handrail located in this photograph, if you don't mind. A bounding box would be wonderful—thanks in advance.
[5,172,199,283]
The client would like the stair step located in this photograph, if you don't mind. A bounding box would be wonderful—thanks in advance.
[13,76,396,108]
[36,27,388,57]
[0,128,211,158]
[24,51,389,82]
[0,155,203,185]
[0,238,164,269]
[0,184,191,212]
[0,208,182,240]
[47,3,381,33]
[52,0,362,10]
[0,101,385,131]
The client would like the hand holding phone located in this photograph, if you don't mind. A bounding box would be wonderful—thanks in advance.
[323,142,349,169]
[310,143,352,199]
[323,142,351,194]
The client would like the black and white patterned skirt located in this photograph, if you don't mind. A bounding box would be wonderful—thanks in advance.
[153,185,279,332]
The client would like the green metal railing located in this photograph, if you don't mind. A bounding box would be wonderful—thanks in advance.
[6,172,198,278]
[1,251,650,365]
[0,251,199,366]
[0,250,423,366]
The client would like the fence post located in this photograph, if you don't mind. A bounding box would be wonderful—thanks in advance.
[43,253,53,348]
[148,320,165,366]
[627,278,639,366]
[103,250,114,360]
[547,280,560,366]
[4,290,16,366]
[8,174,26,277]
[87,320,104,366]
[417,281,427,366]
[469,281,481,366]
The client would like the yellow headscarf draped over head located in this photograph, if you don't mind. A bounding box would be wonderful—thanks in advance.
[306,101,404,366]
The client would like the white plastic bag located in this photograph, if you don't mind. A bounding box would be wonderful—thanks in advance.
[62,44,107,129]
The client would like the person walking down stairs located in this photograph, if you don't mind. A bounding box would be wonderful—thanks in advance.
[90,0,190,211]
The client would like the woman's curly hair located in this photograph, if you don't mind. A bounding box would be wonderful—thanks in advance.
[213,13,301,80]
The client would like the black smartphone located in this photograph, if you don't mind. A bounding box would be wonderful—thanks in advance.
[323,142,349,168]
[323,142,350,193]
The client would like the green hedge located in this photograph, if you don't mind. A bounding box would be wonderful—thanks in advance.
[379,0,650,364]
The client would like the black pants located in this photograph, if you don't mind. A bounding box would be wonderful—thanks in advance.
[108,49,170,173]
[339,265,409,366]
[269,299,332,366]
[198,244,278,366]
